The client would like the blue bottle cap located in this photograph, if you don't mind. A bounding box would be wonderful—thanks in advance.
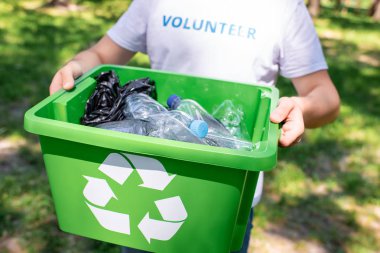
[189,120,208,138]
[167,94,180,109]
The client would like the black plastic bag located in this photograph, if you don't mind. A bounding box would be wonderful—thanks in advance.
[81,70,156,126]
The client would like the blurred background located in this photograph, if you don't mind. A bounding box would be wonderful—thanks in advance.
[0,0,379,252]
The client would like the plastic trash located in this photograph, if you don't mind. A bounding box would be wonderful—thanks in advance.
[123,93,167,120]
[212,100,250,141]
[167,95,231,137]
[81,70,156,126]
[166,110,193,126]
[95,119,150,136]
[96,111,208,144]
[167,95,253,150]
[146,113,208,144]
[122,92,208,138]
[166,110,204,132]
[83,74,249,149]
[204,134,253,151]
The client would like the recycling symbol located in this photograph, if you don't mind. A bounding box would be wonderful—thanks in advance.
[83,153,188,243]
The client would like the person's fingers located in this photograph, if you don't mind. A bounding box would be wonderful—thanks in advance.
[61,65,76,90]
[278,106,304,147]
[269,97,305,147]
[49,72,63,95]
[49,61,83,95]
[270,97,295,124]
[70,61,83,78]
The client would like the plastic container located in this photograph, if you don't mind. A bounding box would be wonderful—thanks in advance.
[24,65,279,253]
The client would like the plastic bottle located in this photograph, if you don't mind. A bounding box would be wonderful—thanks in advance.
[166,110,194,127]
[167,95,231,136]
[96,113,208,145]
[146,113,208,144]
[212,100,250,141]
[95,119,150,136]
[204,134,253,151]
[166,110,252,149]
[123,93,167,120]
[167,95,253,151]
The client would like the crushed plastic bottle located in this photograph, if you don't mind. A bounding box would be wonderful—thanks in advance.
[96,112,208,145]
[167,95,253,150]
[123,93,167,120]
[146,113,208,144]
[204,134,253,151]
[95,119,150,136]
[167,95,231,136]
[166,111,208,138]
[120,93,208,143]
[212,100,250,141]
[166,110,192,126]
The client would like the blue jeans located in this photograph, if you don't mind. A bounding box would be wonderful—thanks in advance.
[121,209,254,253]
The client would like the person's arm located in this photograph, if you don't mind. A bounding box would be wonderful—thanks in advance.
[270,70,340,147]
[49,35,135,94]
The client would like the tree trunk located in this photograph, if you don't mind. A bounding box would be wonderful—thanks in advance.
[356,0,361,11]
[340,0,349,14]
[369,0,380,20]
[308,0,321,17]
[335,0,342,9]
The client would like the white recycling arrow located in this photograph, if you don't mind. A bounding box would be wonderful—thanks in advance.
[83,153,188,242]
[83,176,117,207]
[124,153,175,191]
[155,196,187,222]
[138,212,184,243]
[99,153,134,185]
[86,202,130,235]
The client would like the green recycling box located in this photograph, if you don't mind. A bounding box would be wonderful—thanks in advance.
[24,65,279,253]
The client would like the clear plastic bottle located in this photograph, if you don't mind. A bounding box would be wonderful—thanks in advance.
[95,119,150,136]
[167,95,253,151]
[96,113,208,145]
[167,110,193,127]
[204,134,253,151]
[167,95,231,136]
[146,113,208,144]
[123,93,167,120]
[212,100,250,141]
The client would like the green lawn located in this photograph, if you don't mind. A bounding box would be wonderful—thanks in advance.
[0,1,379,253]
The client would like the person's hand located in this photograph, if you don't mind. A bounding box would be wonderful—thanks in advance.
[270,97,304,147]
[49,61,83,95]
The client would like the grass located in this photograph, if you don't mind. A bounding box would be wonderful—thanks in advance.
[0,1,379,253]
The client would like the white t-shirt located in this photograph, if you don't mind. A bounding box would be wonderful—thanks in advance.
[107,0,328,206]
